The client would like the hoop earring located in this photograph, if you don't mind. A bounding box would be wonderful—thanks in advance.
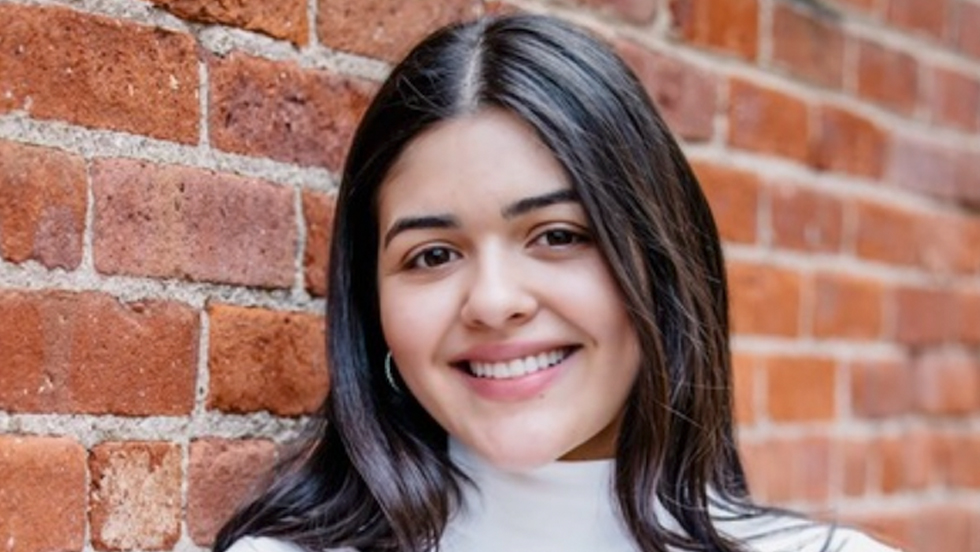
[384,351,402,394]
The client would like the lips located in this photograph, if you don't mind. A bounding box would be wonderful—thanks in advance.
[452,345,579,380]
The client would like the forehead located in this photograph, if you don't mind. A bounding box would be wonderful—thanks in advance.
[376,109,571,218]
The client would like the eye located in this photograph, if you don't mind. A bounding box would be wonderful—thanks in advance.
[533,228,589,248]
[407,246,459,269]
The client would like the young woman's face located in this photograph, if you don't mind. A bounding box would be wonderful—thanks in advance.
[376,109,640,469]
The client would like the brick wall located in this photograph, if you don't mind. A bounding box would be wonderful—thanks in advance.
[0,1,977,551]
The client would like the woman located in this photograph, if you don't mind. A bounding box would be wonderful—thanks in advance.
[215,14,899,552]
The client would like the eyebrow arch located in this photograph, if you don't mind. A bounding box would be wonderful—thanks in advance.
[383,214,458,248]
[502,188,580,219]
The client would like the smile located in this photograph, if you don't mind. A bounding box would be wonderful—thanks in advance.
[466,347,575,380]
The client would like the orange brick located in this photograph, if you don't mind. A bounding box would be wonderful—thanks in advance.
[732,353,758,425]
[765,355,837,422]
[302,190,336,297]
[886,0,950,39]
[670,0,759,60]
[854,200,919,266]
[841,439,870,497]
[187,439,277,545]
[317,0,480,62]
[770,186,843,253]
[0,140,87,270]
[208,304,328,416]
[728,262,802,336]
[959,292,980,345]
[0,4,198,143]
[728,79,810,162]
[771,3,845,88]
[955,2,980,60]
[148,0,308,44]
[926,65,980,132]
[946,434,980,488]
[690,161,759,243]
[89,442,182,551]
[856,39,918,115]
[812,273,883,339]
[913,351,980,415]
[618,42,717,142]
[810,104,888,178]
[92,159,296,288]
[740,435,831,504]
[915,211,980,275]
[0,291,198,415]
[0,436,86,552]
[208,53,374,170]
[913,507,975,552]
[850,359,912,417]
[895,287,957,346]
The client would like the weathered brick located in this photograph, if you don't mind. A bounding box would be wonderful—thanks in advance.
[317,0,480,62]
[959,291,980,345]
[618,42,717,142]
[926,65,980,132]
[915,211,980,275]
[148,0,308,45]
[841,439,869,496]
[0,291,198,415]
[0,4,198,143]
[854,200,919,266]
[732,352,757,425]
[856,39,918,115]
[187,439,277,546]
[0,140,87,269]
[770,186,843,253]
[886,0,950,39]
[875,430,944,493]
[812,272,883,339]
[92,159,296,288]
[886,134,958,200]
[0,436,86,552]
[208,52,374,170]
[303,190,335,297]
[689,161,759,243]
[850,359,912,417]
[912,507,975,552]
[567,0,658,23]
[946,434,980,488]
[771,3,845,88]
[955,150,980,206]
[895,287,957,346]
[765,355,837,422]
[955,1,980,60]
[913,351,980,415]
[810,104,887,178]
[728,78,810,162]
[89,442,182,551]
[741,435,831,503]
[670,0,759,60]
[208,304,328,416]
[728,262,801,336]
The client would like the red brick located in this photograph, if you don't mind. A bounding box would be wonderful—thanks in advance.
[886,134,958,200]
[926,65,980,132]
[946,434,980,488]
[828,0,880,14]
[0,436,86,552]
[187,439,277,546]
[765,355,837,422]
[732,353,757,425]
[913,507,975,552]
[770,186,843,253]
[89,442,182,551]
[841,439,869,496]
[208,304,328,415]
[303,190,335,297]
[689,161,759,243]
[0,291,198,415]
[812,272,883,339]
[854,200,919,266]
[810,105,888,178]
[92,159,296,288]
[955,1,980,59]
[568,0,658,23]
[0,140,86,269]
[960,291,980,345]
[208,53,374,170]
[955,150,980,207]
[728,79,810,162]
[895,287,957,345]
[0,4,198,143]
[856,39,919,115]
[740,435,831,503]
[317,0,480,62]
[873,430,942,493]
[670,0,759,60]
[618,42,717,142]
[915,211,980,275]
[886,0,950,39]
[728,262,802,336]
[771,4,845,88]
[148,0,308,45]
[850,359,912,417]
[913,351,980,415]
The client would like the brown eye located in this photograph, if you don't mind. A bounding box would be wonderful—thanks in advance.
[537,228,588,247]
[409,246,459,269]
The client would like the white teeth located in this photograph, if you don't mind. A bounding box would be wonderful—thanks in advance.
[469,348,570,380]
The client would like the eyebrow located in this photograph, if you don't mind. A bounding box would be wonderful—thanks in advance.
[382,188,580,249]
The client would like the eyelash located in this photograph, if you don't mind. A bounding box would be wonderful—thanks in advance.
[402,226,591,271]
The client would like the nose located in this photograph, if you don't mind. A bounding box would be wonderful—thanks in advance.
[459,249,538,330]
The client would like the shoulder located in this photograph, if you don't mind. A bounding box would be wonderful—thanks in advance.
[717,514,902,552]
[223,536,358,552]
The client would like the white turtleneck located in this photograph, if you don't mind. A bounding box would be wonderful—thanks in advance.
[225,442,901,552]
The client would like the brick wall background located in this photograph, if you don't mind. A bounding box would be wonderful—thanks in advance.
[0,0,977,551]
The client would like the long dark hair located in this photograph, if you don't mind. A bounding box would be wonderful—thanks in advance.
[216,14,770,552]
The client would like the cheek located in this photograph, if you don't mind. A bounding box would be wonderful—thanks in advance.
[378,282,450,361]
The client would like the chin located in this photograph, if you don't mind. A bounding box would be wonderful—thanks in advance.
[465,438,569,471]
